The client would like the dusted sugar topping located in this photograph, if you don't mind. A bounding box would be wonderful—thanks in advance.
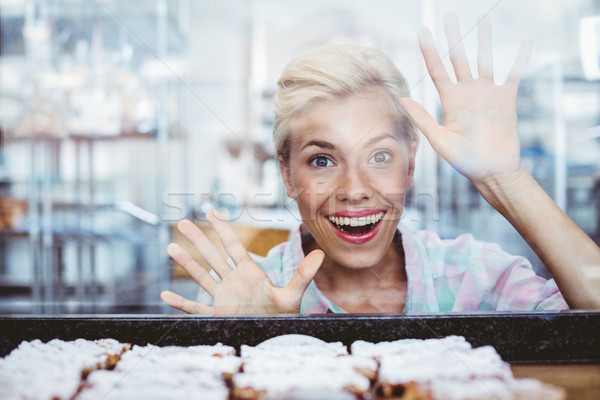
[0,355,82,400]
[241,353,377,375]
[78,343,238,400]
[351,335,472,360]
[233,368,371,395]
[156,343,236,357]
[78,368,229,400]
[0,338,128,400]
[235,336,369,398]
[6,338,126,367]
[240,340,348,358]
[255,334,328,347]
[115,344,242,375]
[378,345,512,385]
[0,339,238,400]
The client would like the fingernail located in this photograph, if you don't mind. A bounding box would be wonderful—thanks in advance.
[166,243,179,257]
[177,219,191,232]
[160,291,173,303]
[211,209,224,220]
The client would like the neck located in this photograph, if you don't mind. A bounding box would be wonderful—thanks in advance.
[305,234,407,313]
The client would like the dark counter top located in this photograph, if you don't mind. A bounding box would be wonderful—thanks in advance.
[1,311,599,363]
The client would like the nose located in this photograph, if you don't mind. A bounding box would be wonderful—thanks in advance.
[335,164,371,203]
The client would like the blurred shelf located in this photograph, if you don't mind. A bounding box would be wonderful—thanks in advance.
[3,131,158,143]
[170,221,290,279]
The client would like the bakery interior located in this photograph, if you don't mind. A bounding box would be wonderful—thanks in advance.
[1,1,600,399]
[0,0,599,315]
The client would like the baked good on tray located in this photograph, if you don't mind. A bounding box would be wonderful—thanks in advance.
[351,335,473,360]
[240,336,348,359]
[0,338,129,400]
[77,364,230,400]
[241,352,378,381]
[77,343,239,400]
[232,368,371,400]
[116,343,240,380]
[358,337,565,400]
[233,335,375,399]
[375,344,512,399]
[0,335,566,400]
[412,377,567,400]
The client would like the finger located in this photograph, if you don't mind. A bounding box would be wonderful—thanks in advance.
[477,13,493,81]
[443,10,473,81]
[160,290,212,314]
[418,26,452,92]
[177,219,231,279]
[285,250,325,296]
[398,98,446,154]
[207,209,253,267]
[505,38,533,95]
[167,242,219,296]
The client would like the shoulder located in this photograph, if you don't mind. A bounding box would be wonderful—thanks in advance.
[399,224,567,311]
[401,225,517,276]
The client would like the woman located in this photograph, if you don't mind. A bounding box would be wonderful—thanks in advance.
[160,12,600,314]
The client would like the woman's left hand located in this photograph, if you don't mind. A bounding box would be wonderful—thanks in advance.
[400,11,532,185]
[401,11,600,310]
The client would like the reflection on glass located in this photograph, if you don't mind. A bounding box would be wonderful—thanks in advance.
[0,0,598,315]
[161,10,600,315]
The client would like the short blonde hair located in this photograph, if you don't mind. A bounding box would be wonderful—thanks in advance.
[273,44,418,164]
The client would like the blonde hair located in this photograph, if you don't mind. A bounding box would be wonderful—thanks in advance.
[273,44,418,164]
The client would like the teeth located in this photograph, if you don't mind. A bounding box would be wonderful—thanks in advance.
[329,212,383,227]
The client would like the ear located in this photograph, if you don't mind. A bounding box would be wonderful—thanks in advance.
[406,140,418,187]
[278,156,296,198]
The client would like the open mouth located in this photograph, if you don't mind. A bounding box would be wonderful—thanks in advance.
[328,212,384,236]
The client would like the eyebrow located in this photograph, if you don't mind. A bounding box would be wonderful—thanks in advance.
[364,133,400,147]
[300,133,399,152]
[300,140,337,151]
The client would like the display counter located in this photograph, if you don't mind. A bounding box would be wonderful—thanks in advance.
[2,311,599,398]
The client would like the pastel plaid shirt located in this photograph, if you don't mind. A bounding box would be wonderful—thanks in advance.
[197,224,568,313]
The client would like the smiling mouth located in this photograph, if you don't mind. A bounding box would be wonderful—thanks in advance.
[328,212,384,236]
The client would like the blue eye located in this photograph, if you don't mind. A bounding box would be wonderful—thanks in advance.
[309,155,333,168]
[370,151,390,163]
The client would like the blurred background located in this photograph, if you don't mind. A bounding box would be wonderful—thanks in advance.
[0,0,599,314]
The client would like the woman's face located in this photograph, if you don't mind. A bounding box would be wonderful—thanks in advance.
[280,92,417,270]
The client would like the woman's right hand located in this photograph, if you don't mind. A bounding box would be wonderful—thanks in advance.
[160,210,325,314]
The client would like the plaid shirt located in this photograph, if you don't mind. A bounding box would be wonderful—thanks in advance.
[197,224,568,313]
